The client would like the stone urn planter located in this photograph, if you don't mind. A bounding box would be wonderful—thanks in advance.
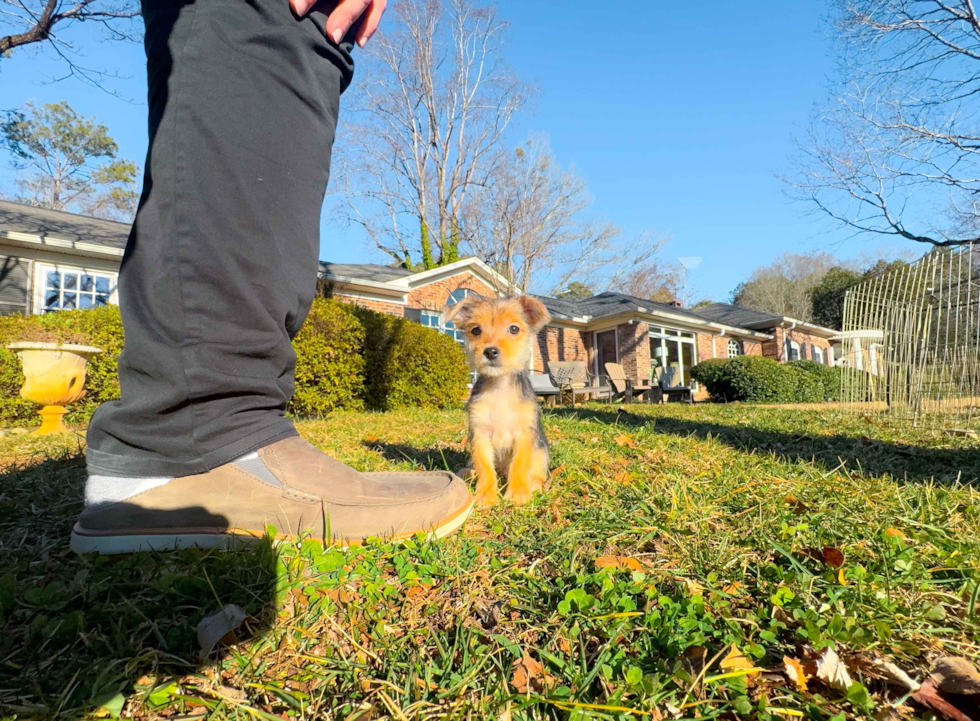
[7,342,102,435]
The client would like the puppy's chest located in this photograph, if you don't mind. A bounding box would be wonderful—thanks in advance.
[469,382,536,447]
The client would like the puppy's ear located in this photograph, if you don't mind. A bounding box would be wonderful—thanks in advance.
[518,295,551,332]
[442,297,477,326]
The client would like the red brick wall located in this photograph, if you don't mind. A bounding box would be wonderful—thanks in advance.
[534,325,590,374]
[762,327,833,364]
[617,321,651,381]
[331,294,405,317]
[407,273,498,310]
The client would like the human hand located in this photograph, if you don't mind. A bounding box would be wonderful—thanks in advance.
[289,0,386,47]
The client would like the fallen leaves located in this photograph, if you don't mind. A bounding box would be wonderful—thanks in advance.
[614,433,637,448]
[720,644,760,674]
[595,556,645,572]
[197,604,247,658]
[912,678,976,721]
[510,655,557,694]
[930,656,980,695]
[815,646,853,692]
[821,546,845,569]
[783,656,808,692]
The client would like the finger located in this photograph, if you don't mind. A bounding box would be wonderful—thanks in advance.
[355,0,386,47]
[324,0,371,44]
[290,0,316,18]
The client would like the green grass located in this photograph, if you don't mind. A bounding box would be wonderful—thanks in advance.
[1,403,978,720]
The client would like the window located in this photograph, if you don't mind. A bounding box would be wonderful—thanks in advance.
[418,288,482,344]
[37,265,115,313]
[650,325,698,387]
[800,343,807,360]
[727,338,742,357]
[786,340,801,361]
[813,346,823,364]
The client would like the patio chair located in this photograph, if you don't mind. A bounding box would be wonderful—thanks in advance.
[604,362,659,403]
[655,365,694,404]
[548,360,613,406]
[528,372,561,406]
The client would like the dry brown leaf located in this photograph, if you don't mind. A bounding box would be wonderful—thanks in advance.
[815,645,853,692]
[595,555,644,571]
[721,581,743,596]
[821,547,845,569]
[884,527,908,541]
[783,494,809,514]
[912,678,976,721]
[197,604,246,658]
[720,643,759,673]
[614,434,637,448]
[929,657,980,695]
[510,655,556,694]
[783,656,808,691]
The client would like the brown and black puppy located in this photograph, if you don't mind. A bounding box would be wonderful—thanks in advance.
[443,295,552,506]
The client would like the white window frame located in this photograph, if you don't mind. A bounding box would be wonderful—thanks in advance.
[418,288,481,344]
[727,338,742,357]
[813,346,823,365]
[33,262,118,314]
[786,340,801,362]
[649,325,698,387]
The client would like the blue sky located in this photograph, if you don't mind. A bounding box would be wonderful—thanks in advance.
[0,0,920,300]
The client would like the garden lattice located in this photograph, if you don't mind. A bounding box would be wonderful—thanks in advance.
[840,244,980,434]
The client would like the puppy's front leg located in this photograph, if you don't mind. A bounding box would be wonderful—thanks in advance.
[470,433,499,507]
[504,431,536,505]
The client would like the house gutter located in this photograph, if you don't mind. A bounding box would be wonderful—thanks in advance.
[0,230,124,260]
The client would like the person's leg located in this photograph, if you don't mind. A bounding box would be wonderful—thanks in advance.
[87,0,351,477]
[76,0,473,551]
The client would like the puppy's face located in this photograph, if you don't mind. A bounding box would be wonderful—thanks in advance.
[444,295,551,377]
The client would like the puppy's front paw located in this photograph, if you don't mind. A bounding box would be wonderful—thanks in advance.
[474,490,499,507]
[504,485,534,505]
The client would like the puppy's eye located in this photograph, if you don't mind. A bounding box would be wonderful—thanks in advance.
[471,326,482,337]
[509,324,521,335]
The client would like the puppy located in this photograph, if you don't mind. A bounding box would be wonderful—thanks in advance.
[444,295,552,506]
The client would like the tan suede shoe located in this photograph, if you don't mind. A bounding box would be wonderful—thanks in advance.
[71,437,473,553]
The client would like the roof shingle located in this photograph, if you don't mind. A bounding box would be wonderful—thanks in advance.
[0,201,130,251]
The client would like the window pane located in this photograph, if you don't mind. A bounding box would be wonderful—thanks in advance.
[45,291,60,309]
[62,292,76,309]
[46,271,61,289]
[95,293,109,307]
[95,276,110,293]
[64,273,78,290]
[79,294,94,309]
[80,275,94,292]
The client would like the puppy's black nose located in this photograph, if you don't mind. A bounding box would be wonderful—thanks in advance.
[483,347,500,361]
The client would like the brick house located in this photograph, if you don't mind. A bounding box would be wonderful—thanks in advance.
[0,202,839,401]
[318,260,838,401]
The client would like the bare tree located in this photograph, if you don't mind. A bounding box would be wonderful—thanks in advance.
[1,0,140,84]
[336,0,528,270]
[610,255,683,304]
[731,252,840,321]
[465,135,648,295]
[790,0,980,247]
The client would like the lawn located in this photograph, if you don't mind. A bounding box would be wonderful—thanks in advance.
[1,403,978,720]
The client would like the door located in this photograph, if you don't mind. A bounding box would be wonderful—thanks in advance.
[595,330,618,378]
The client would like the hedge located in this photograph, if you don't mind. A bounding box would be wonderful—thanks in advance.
[354,307,470,411]
[691,355,845,404]
[0,299,469,427]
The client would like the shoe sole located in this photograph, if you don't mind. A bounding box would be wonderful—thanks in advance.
[70,497,474,554]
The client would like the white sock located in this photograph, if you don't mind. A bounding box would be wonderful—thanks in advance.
[85,451,261,507]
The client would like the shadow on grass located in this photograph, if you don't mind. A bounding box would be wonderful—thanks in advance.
[364,440,469,474]
[550,406,980,485]
[0,452,277,720]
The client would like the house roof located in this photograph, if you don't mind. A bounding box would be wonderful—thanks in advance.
[318,262,415,283]
[695,303,783,328]
[0,201,130,253]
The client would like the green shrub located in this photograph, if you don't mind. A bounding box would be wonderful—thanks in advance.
[0,306,125,427]
[690,358,728,399]
[784,365,825,403]
[355,308,470,411]
[718,355,795,403]
[787,359,839,402]
[290,299,365,416]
